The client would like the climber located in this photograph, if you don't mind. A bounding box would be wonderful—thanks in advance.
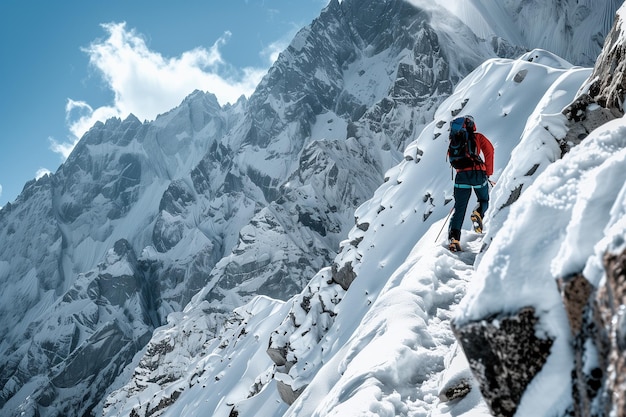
[446,115,494,252]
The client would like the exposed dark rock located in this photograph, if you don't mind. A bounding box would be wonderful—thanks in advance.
[331,261,357,290]
[560,274,594,335]
[357,222,370,232]
[554,246,626,417]
[561,94,618,154]
[560,8,625,154]
[266,344,288,367]
[276,380,307,406]
[586,10,626,114]
[159,180,195,214]
[451,307,553,417]
[558,273,607,417]
[268,339,304,406]
[51,321,127,388]
[438,378,472,402]
[499,184,523,210]
[525,164,540,177]
[513,69,528,83]
[298,210,327,236]
[598,249,626,417]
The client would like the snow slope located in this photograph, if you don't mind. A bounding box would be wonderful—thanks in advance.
[272,50,592,417]
[100,48,601,416]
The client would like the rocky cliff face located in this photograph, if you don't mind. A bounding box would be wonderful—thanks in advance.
[560,3,626,151]
[598,249,626,416]
[556,12,626,416]
[554,12,626,412]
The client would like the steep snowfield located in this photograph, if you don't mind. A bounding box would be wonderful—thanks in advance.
[101,49,597,416]
[102,295,292,417]
[272,50,591,417]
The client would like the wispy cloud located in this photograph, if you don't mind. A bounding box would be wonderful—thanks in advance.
[56,22,271,159]
[261,33,292,64]
[36,168,51,180]
[259,15,306,64]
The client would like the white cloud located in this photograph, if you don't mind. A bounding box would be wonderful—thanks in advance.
[57,22,271,158]
[260,19,306,64]
[261,36,290,64]
[36,168,52,180]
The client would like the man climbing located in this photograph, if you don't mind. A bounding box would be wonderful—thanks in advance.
[447,115,494,252]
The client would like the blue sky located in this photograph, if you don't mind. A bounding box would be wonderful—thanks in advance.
[0,0,326,207]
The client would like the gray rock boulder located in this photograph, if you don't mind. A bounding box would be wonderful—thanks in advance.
[451,307,554,417]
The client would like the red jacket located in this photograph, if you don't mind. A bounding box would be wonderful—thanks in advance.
[456,132,494,176]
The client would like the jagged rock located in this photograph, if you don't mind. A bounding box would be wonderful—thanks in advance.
[52,321,128,388]
[0,238,155,416]
[561,94,618,154]
[438,379,472,402]
[560,274,594,335]
[558,273,606,417]
[266,345,288,368]
[563,250,626,417]
[437,344,478,404]
[586,10,626,114]
[451,307,554,417]
[276,380,307,406]
[598,249,626,417]
[331,260,356,290]
[560,7,626,154]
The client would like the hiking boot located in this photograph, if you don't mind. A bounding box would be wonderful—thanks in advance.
[448,238,461,252]
[470,210,483,233]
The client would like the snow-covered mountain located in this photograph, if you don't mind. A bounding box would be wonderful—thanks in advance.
[0,0,623,416]
[442,0,617,67]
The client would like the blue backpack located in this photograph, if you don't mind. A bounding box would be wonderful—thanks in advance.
[447,116,482,169]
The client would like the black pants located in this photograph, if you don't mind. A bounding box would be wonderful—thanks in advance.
[449,170,489,240]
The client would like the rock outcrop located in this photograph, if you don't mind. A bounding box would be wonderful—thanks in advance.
[451,308,553,417]
[598,250,626,417]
